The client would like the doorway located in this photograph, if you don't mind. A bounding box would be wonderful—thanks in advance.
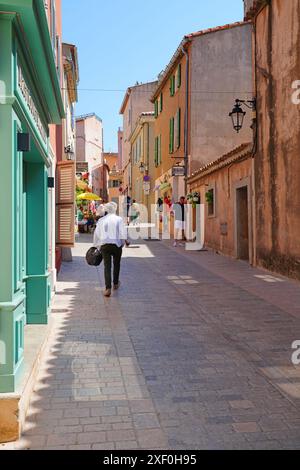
[236,186,249,261]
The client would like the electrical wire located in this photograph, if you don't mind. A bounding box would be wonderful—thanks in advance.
[61,87,253,95]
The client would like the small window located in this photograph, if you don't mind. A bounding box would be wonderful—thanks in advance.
[174,108,181,149]
[155,136,158,167]
[206,188,215,217]
[160,92,163,112]
[154,100,158,118]
[170,75,175,96]
[175,64,181,89]
[169,118,174,154]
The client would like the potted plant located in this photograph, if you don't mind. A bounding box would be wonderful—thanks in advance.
[187,191,200,208]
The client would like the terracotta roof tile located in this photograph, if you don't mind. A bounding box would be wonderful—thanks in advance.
[184,21,251,40]
[188,143,253,181]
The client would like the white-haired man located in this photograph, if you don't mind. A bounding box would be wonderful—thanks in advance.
[93,202,127,297]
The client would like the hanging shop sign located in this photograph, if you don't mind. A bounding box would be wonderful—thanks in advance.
[76,162,89,174]
[18,66,48,144]
[172,166,185,177]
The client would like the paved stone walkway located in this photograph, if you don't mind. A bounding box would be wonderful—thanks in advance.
[2,233,300,450]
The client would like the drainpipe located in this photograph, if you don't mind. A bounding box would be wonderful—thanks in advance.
[251,19,258,267]
[181,45,189,196]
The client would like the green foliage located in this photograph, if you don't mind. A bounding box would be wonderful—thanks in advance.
[205,190,213,204]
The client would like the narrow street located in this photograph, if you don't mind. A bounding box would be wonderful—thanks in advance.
[2,233,300,450]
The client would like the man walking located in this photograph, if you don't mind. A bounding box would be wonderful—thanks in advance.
[172,196,186,247]
[93,202,127,297]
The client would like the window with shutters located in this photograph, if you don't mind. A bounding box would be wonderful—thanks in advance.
[175,64,181,89]
[169,75,175,97]
[154,136,159,167]
[158,135,162,165]
[154,99,158,118]
[160,92,163,112]
[56,161,75,247]
[174,108,181,149]
[155,93,163,118]
[169,117,174,154]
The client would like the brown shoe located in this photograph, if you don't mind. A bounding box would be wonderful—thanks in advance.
[103,289,111,297]
[113,282,121,290]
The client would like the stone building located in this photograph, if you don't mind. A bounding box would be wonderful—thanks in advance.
[244,0,300,279]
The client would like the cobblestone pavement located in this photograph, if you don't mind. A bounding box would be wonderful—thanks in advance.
[2,233,300,450]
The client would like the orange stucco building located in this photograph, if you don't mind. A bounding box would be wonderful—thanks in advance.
[151,21,252,209]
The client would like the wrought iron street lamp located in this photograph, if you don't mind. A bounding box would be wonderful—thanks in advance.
[229,98,256,133]
[64,144,75,160]
[139,162,147,173]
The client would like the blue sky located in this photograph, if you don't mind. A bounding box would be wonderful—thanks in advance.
[62,0,244,152]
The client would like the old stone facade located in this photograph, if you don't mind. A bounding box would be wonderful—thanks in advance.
[249,0,300,279]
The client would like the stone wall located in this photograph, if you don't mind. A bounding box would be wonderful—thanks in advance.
[254,0,300,279]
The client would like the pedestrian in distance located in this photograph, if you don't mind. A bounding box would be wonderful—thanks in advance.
[172,196,186,247]
[93,202,127,297]
[130,199,140,225]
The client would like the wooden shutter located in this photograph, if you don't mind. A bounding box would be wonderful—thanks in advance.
[155,136,158,167]
[159,135,162,165]
[160,92,163,112]
[169,117,174,154]
[154,100,158,118]
[177,108,181,149]
[56,161,75,247]
[170,76,175,96]
[177,64,181,88]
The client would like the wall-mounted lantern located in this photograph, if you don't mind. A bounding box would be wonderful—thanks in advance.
[139,162,147,174]
[64,144,75,160]
[17,133,31,152]
[229,98,256,133]
[48,177,55,189]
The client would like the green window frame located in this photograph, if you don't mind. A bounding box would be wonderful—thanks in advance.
[176,108,181,149]
[169,117,174,154]
[155,136,158,167]
[154,99,158,118]
[170,75,175,96]
[158,135,162,165]
[177,64,181,88]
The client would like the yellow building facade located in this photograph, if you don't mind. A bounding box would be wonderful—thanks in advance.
[129,113,155,220]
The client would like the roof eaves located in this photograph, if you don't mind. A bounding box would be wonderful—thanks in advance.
[119,87,132,115]
[151,38,189,102]
[184,20,251,40]
[188,143,252,182]
[244,0,268,20]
